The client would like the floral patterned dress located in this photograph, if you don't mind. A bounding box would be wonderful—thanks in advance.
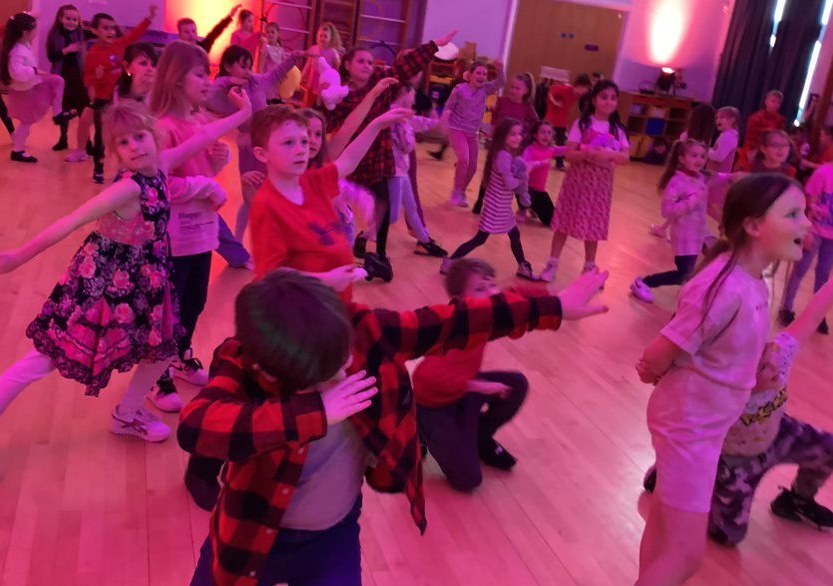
[26,171,182,396]
[550,125,624,242]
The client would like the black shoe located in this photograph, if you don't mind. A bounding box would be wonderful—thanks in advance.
[471,203,482,215]
[352,233,367,259]
[818,319,829,335]
[478,438,517,470]
[92,171,104,184]
[10,150,37,163]
[643,466,657,493]
[427,150,444,161]
[707,526,737,547]
[364,253,393,282]
[771,487,833,529]
[184,466,221,512]
[52,137,68,151]
[778,309,796,327]
[414,239,448,257]
[52,110,77,125]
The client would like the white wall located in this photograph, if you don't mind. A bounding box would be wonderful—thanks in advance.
[421,0,517,60]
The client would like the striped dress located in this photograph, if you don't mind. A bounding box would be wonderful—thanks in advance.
[480,150,530,234]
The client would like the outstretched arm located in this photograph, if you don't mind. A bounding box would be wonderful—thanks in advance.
[785,277,833,344]
[328,77,398,159]
[0,178,141,274]
[333,107,414,179]
[160,87,252,172]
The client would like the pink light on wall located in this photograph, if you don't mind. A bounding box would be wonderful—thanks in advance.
[648,0,689,65]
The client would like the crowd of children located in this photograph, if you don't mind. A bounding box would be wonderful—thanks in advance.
[2,4,833,586]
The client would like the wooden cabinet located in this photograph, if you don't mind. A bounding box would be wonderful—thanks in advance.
[618,92,698,158]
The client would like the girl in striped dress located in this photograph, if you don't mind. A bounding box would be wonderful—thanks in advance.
[442,118,539,280]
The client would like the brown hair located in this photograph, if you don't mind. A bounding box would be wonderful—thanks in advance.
[318,21,343,52]
[482,118,523,187]
[754,128,790,164]
[444,258,496,298]
[251,104,310,149]
[468,60,488,74]
[102,101,160,152]
[235,269,352,391]
[513,73,534,104]
[696,173,801,324]
[685,103,716,145]
[298,108,328,168]
[176,18,196,31]
[658,139,707,191]
[149,41,210,117]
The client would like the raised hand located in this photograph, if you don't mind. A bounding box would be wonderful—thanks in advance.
[557,267,609,320]
[370,77,398,98]
[320,370,378,425]
[227,85,252,113]
[229,4,242,18]
[372,107,414,129]
[241,170,266,190]
[148,5,159,20]
[434,30,458,47]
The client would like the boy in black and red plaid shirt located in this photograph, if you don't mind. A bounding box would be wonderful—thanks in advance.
[179,267,608,585]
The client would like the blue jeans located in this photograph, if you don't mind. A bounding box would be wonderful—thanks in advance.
[216,216,251,268]
[388,176,430,242]
[190,497,362,586]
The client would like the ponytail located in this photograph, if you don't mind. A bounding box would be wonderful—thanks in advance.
[0,13,37,86]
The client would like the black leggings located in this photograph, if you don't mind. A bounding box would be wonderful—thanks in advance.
[368,179,391,258]
[0,94,14,135]
[92,98,110,175]
[529,188,554,226]
[450,228,527,265]
[642,255,697,288]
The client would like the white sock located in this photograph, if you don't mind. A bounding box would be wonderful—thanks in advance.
[117,361,172,418]
[0,350,55,414]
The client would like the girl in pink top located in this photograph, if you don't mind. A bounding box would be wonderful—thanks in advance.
[519,120,566,226]
[631,140,730,304]
[230,9,262,61]
[300,22,343,107]
[780,161,833,331]
[145,41,242,412]
[635,174,811,585]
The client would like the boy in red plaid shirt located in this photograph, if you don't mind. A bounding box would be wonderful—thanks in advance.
[180,266,608,585]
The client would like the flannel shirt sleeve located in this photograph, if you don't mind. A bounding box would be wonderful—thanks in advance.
[200,16,232,53]
[352,289,562,363]
[177,339,327,462]
[390,41,438,83]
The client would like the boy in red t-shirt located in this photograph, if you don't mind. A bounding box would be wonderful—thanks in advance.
[545,74,591,170]
[413,258,531,491]
[81,7,156,183]
[249,105,413,301]
[739,89,785,170]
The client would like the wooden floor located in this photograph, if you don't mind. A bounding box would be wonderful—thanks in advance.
[1,120,833,586]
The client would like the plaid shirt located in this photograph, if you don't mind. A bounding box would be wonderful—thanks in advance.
[326,41,438,187]
[178,290,562,585]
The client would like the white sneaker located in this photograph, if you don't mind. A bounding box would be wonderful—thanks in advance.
[449,192,468,208]
[630,277,654,303]
[147,376,183,413]
[648,224,667,238]
[65,150,88,163]
[171,348,209,386]
[538,258,559,282]
[110,406,171,442]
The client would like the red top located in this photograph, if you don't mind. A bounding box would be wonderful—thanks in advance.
[545,84,579,128]
[249,164,353,301]
[412,344,485,408]
[742,109,785,151]
[83,18,151,101]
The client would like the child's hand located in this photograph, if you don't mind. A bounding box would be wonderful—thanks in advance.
[229,4,242,18]
[208,141,230,163]
[0,251,23,275]
[434,30,458,47]
[466,379,511,397]
[320,370,378,425]
[321,265,366,291]
[241,170,266,190]
[228,85,252,113]
[373,107,414,129]
[636,359,661,385]
[370,77,399,98]
[187,177,228,208]
[148,5,159,20]
[63,42,81,54]
[557,268,609,320]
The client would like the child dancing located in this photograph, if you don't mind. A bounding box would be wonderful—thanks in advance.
[635,174,811,585]
[0,12,77,163]
[442,118,539,280]
[0,89,252,442]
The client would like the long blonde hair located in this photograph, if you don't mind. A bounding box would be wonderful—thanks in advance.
[319,22,343,53]
[149,41,210,118]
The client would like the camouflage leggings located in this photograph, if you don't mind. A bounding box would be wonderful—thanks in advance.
[710,415,833,545]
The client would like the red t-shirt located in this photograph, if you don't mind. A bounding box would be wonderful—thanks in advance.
[83,18,151,101]
[412,344,485,408]
[545,84,579,128]
[249,164,354,300]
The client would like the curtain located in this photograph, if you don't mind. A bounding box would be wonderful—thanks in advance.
[712,0,778,124]
[764,0,825,123]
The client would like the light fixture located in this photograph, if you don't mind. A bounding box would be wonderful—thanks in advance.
[656,67,677,94]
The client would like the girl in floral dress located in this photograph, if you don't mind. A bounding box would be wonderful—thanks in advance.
[0,89,251,442]
[539,80,630,282]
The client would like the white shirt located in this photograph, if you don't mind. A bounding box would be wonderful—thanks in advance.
[8,42,41,91]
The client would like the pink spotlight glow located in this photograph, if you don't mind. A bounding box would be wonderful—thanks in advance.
[649,0,687,65]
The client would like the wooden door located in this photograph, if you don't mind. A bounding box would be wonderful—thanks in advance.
[508,0,624,81]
